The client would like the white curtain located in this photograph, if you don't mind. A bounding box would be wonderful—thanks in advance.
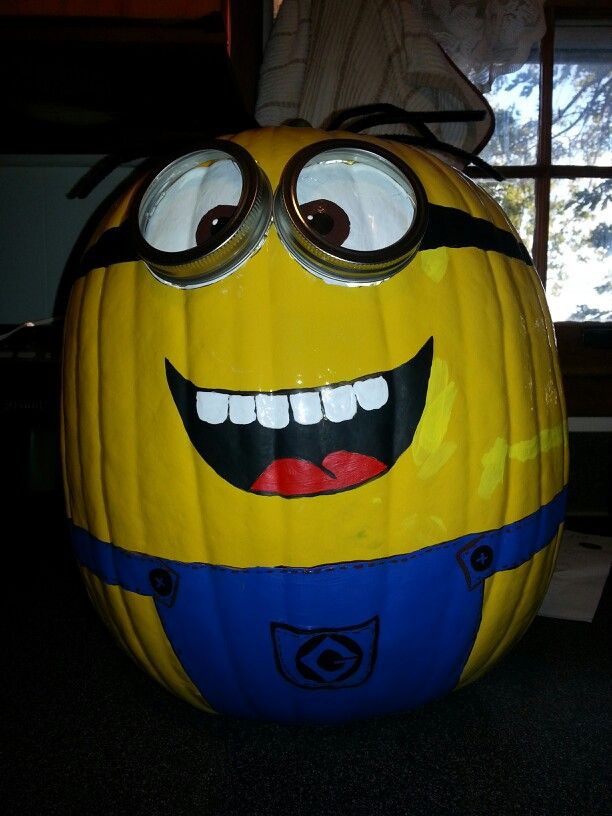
[417,0,545,92]
[256,0,545,156]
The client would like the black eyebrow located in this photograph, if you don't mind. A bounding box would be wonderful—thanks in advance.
[74,203,532,280]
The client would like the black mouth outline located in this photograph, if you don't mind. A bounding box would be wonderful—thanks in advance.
[165,337,433,497]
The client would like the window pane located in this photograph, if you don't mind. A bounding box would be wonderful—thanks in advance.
[546,178,612,321]
[553,21,612,166]
[478,178,536,258]
[479,50,540,166]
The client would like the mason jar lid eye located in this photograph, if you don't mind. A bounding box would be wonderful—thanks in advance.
[273,139,428,285]
[134,141,272,288]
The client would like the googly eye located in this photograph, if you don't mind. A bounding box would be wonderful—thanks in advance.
[273,139,428,285]
[134,141,272,288]
[299,199,351,247]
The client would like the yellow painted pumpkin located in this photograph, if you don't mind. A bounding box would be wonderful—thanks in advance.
[61,127,568,724]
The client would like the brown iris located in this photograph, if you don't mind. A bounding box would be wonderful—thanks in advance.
[196,204,238,245]
[299,199,350,247]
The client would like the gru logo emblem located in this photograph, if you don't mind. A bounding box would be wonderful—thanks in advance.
[271,617,379,689]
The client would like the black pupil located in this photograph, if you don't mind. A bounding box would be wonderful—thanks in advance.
[196,204,237,245]
[299,199,350,246]
[307,211,334,235]
[210,216,230,234]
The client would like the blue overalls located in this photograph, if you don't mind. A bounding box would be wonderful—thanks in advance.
[71,487,566,724]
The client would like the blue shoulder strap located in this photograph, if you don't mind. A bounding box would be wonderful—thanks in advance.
[71,486,567,589]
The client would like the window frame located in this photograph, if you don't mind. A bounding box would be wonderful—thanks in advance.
[467,0,612,416]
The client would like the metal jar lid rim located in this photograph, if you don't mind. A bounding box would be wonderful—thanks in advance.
[133,140,272,289]
[272,138,429,284]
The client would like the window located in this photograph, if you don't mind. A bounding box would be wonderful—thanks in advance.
[468,2,612,415]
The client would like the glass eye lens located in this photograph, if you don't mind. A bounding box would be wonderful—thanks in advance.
[295,156,416,252]
[273,140,428,285]
[135,142,273,289]
[142,157,243,253]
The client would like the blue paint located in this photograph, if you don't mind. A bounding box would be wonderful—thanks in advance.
[71,487,567,723]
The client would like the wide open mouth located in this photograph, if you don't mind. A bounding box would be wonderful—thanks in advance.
[166,337,433,497]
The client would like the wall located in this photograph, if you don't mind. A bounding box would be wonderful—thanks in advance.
[0,1,264,325]
[0,155,134,324]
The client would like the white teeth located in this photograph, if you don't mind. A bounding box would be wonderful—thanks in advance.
[255,394,290,428]
[196,391,229,424]
[321,384,357,423]
[354,376,389,410]
[196,375,389,426]
[289,391,323,425]
[229,394,256,424]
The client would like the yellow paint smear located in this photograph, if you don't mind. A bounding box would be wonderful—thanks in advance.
[510,424,565,462]
[479,423,566,499]
[411,358,457,478]
[420,247,448,283]
[478,437,509,500]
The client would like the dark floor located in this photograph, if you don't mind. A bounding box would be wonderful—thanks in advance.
[4,489,611,816]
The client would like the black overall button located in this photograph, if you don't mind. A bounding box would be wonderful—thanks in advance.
[470,544,494,572]
[149,567,174,597]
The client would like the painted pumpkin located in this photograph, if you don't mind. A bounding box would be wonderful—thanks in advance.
[61,126,568,724]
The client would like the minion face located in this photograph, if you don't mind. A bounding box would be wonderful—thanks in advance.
[134,138,433,498]
[62,127,568,723]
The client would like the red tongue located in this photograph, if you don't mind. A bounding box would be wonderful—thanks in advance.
[251,451,387,496]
